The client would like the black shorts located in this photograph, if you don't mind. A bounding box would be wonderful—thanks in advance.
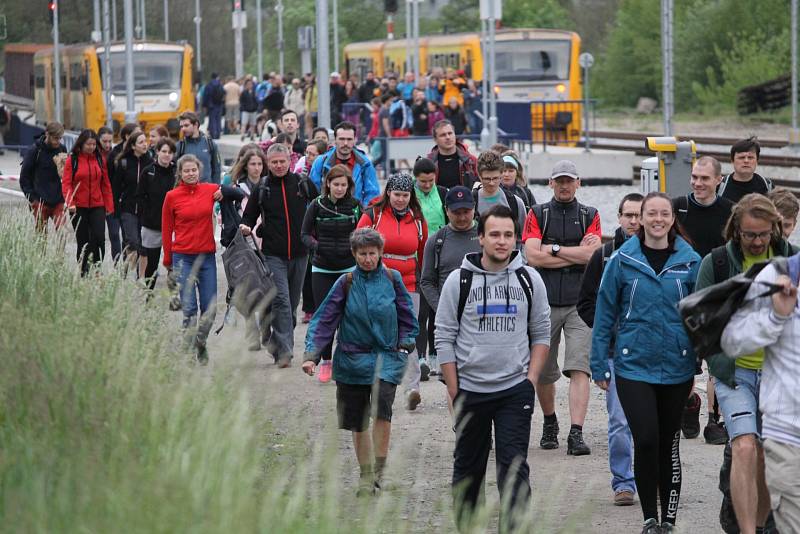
[336,380,397,432]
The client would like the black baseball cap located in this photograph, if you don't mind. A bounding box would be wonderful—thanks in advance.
[445,186,474,210]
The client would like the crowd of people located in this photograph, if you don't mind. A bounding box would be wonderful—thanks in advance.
[17,109,800,533]
[196,67,483,149]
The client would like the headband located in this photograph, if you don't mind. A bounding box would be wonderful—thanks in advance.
[502,155,520,169]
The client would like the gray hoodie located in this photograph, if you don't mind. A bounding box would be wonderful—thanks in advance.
[419,222,481,312]
[435,250,551,394]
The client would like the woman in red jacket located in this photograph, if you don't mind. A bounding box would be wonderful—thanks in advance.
[357,172,428,410]
[162,154,238,364]
[62,129,114,275]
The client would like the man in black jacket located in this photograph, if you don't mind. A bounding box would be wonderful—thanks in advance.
[577,192,642,507]
[19,122,67,231]
[239,143,318,366]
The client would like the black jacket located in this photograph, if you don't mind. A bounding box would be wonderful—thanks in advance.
[577,227,627,328]
[112,152,153,214]
[136,161,175,230]
[240,88,258,113]
[241,171,317,260]
[19,134,67,206]
[301,195,362,270]
[358,80,379,103]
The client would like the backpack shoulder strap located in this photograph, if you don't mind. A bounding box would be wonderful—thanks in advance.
[717,174,730,197]
[433,226,449,270]
[601,240,615,269]
[579,204,598,235]
[456,268,474,324]
[531,203,549,239]
[514,267,534,335]
[711,245,730,284]
[71,154,78,176]
[342,272,354,299]
[503,189,520,223]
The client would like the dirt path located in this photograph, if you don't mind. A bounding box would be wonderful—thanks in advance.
[206,288,725,533]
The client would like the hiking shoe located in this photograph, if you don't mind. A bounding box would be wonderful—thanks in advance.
[613,490,635,506]
[406,390,421,411]
[428,354,439,376]
[641,518,660,534]
[302,311,313,324]
[356,478,375,498]
[681,392,701,439]
[195,344,209,366]
[420,357,430,382]
[660,522,676,533]
[318,360,332,383]
[277,357,292,368]
[540,419,559,450]
[567,428,591,456]
[248,342,261,352]
[704,419,729,445]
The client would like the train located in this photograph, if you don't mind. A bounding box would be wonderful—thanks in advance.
[31,41,195,134]
[344,29,584,144]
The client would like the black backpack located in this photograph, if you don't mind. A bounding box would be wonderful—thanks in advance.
[530,202,597,241]
[678,254,800,359]
[216,231,276,334]
[455,266,535,344]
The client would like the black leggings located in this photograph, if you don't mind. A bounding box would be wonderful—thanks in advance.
[416,291,435,357]
[311,271,344,360]
[302,260,315,313]
[615,375,693,525]
[71,207,106,276]
[142,246,162,291]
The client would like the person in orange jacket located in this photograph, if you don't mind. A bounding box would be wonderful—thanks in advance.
[62,128,115,275]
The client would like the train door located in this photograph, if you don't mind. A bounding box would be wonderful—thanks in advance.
[33,62,48,123]
[69,60,85,130]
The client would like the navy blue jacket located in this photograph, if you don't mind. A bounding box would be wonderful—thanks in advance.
[19,134,67,206]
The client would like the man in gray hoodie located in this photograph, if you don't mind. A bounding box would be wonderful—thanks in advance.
[435,204,551,532]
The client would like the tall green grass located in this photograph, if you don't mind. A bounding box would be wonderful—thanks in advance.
[0,207,588,533]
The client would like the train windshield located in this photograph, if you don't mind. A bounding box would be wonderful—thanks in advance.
[495,40,570,82]
[102,51,183,91]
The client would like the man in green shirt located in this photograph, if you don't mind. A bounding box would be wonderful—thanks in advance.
[696,193,791,534]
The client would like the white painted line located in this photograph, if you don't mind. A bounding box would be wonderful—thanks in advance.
[0,187,25,198]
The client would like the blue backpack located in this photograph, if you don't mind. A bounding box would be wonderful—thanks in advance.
[255,82,270,102]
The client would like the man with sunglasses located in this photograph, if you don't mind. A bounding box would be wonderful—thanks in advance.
[697,193,792,534]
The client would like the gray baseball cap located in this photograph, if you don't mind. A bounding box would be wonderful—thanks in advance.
[550,160,579,180]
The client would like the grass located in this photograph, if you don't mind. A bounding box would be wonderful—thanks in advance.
[0,207,589,533]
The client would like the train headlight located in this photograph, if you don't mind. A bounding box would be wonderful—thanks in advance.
[169,92,179,103]
[110,94,115,102]
[556,84,566,94]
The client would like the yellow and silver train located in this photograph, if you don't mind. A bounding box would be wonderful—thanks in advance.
[33,41,195,133]
[344,29,584,143]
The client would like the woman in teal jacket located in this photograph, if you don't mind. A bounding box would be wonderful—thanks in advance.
[590,192,701,534]
[302,228,419,496]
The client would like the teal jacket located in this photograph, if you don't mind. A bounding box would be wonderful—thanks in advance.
[590,235,701,385]
[698,239,795,387]
[304,263,419,385]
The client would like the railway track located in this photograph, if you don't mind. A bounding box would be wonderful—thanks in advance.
[588,130,800,169]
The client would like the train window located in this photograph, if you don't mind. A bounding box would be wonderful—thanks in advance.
[103,51,183,91]
[494,39,570,82]
[69,63,82,90]
[34,65,45,88]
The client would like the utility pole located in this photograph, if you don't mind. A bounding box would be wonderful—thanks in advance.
[412,0,420,80]
[661,0,674,136]
[579,52,595,151]
[479,17,489,148]
[487,0,498,145]
[233,1,244,79]
[316,0,331,129]
[140,0,147,40]
[124,0,137,124]
[103,0,113,128]
[276,0,285,76]
[163,0,169,41]
[791,0,799,146]
[333,0,339,73]
[194,0,202,80]
[112,0,117,41]
[53,0,62,123]
[256,0,264,81]
[405,0,411,74]
[93,0,102,42]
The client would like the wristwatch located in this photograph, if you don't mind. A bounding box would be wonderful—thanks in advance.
[551,244,561,257]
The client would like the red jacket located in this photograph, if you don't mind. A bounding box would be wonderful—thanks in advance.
[357,205,428,292]
[161,181,219,268]
[62,152,114,213]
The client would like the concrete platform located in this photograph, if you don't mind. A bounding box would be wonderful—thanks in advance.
[519,145,640,185]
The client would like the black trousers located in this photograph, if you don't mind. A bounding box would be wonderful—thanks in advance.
[143,246,162,291]
[416,291,435,357]
[311,271,343,360]
[302,259,315,313]
[615,375,693,525]
[71,207,106,276]
[453,379,535,533]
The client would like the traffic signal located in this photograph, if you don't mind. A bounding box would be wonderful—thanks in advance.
[48,1,56,24]
[231,0,244,10]
[384,0,397,13]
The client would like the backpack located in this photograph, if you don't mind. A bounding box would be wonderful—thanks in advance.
[217,231,276,333]
[209,81,225,106]
[389,100,407,130]
[367,206,424,242]
[471,187,521,231]
[177,134,218,162]
[455,266,535,344]
[674,195,689,228]
[717,173,773,198]
[70,151,105,177]
[530,202,597,241]
[678,254,800,360]
[255,81,270,102]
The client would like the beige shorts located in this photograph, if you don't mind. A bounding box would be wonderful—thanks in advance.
[539,305,591,385]
[764,438,800,534]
